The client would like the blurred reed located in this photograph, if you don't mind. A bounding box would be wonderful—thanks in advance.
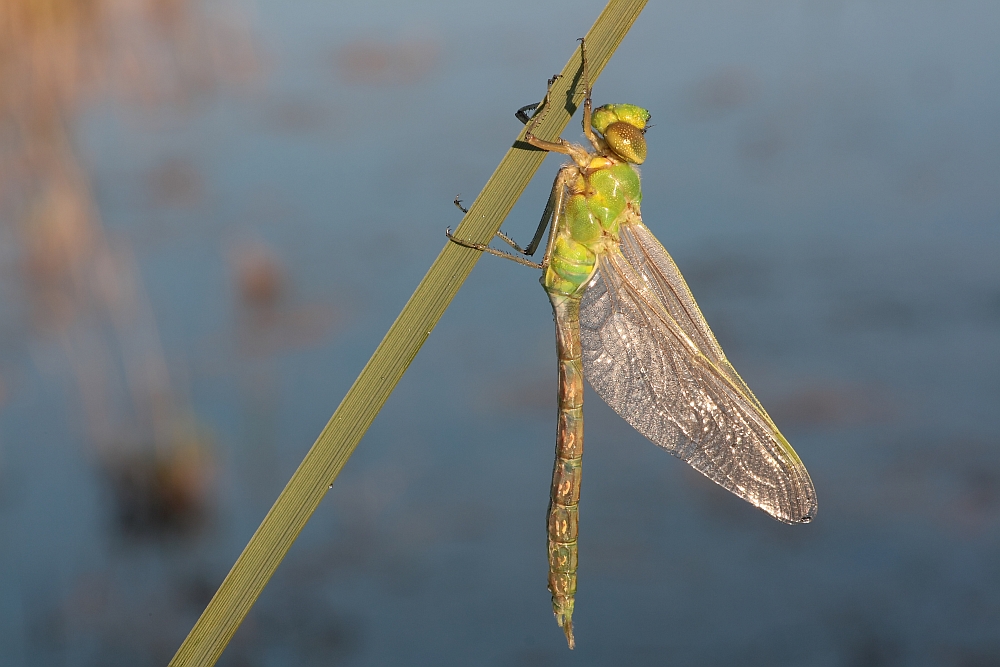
[0,0,254,537]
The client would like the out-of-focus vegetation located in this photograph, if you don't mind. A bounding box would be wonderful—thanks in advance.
[0,0,253,536]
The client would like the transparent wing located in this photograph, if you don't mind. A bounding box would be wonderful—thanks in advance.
[579,222,817,523]
[619,220,766,414]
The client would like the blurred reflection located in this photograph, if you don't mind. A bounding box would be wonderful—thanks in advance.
[336,38,439,85]
[103,424,213,537]
[228,238,337,503]
[233,239,286,324]
[0,2,262,662]
[0,2,253,526]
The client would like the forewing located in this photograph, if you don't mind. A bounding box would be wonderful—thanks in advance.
[579,243,817,523]
[618,220,766,414]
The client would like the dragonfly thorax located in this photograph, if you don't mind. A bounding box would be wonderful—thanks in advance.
[543,159,643,297]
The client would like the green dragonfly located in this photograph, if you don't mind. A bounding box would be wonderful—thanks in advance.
[448,39,816,649]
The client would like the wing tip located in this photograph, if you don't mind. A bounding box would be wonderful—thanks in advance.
[791,507,817,524]
[782,495,818,525]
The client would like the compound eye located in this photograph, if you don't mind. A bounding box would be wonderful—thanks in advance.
[604,121,646,164]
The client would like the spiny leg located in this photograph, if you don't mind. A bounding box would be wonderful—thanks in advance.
[446,164,573,270]
[516,75,561,125]
[447,40,590,271]
[447,73,569,267]
[577,37,601,152]
[522,42,592,166]
[516,103,538,125]
[449,196,535,262]
[445,229,542,269]
[538,167,572,269]
[504,165,572,261]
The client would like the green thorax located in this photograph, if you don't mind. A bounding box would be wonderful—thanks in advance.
[543,158,642,297]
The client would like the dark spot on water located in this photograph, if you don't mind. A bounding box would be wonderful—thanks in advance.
[850,633,903,667]
[739,119,787,166]
[684,67,759,120]
[146,157,203,209]
[101,447,212,540]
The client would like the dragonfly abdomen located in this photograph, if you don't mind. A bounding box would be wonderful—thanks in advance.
[547,294,584,649]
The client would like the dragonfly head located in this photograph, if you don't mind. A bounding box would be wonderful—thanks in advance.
[591,104,650,164]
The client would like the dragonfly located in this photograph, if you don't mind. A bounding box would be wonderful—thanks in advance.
[447,39,817,649]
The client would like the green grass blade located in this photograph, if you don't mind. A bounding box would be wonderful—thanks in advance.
[168,1,648,664]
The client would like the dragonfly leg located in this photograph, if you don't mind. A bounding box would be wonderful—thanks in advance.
[494,229,530,253]
[516,74,562,125]
[446,165,572,271]
[525,131,585,163]
[516,103,538,125]
[498,164,568,259]
[521,44,592,166]
[453,195,517,250]
[577,37,601,153]
[538,167,572,269]
[445,228,543,269]
[521,66,574,154]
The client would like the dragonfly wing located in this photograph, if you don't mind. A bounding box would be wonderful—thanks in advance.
[618,220,766,414]
[579,234,817,523]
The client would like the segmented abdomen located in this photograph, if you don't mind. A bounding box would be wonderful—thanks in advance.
[546,293,584,649]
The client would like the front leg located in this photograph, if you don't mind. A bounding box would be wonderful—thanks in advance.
[521,74,575,157]
[521,41,593,167]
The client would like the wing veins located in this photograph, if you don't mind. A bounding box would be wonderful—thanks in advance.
[602,258,702,446]
[582,247,816,522]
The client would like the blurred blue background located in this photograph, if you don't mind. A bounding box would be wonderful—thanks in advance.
[1,0,998,664]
